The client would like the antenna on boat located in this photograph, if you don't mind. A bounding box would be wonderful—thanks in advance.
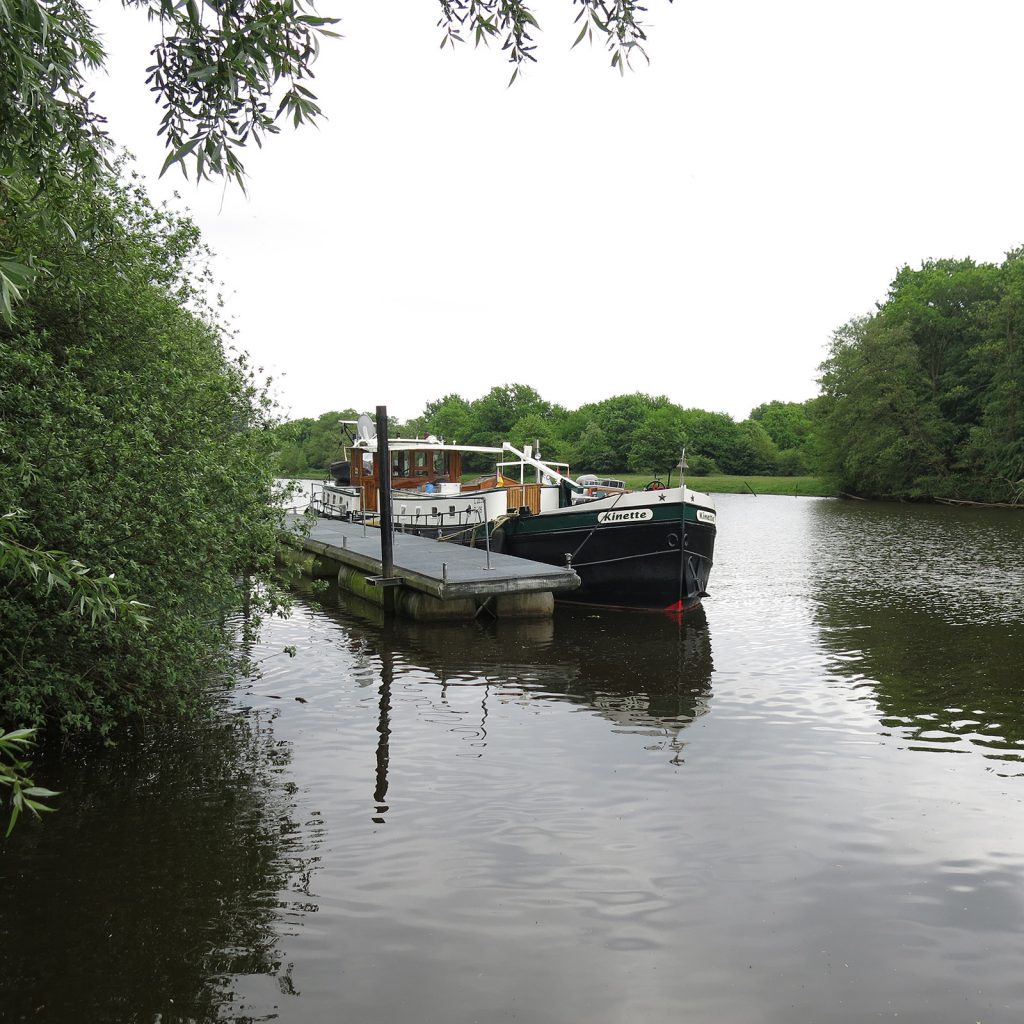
[337,418,360,449]
[676,448,688,488]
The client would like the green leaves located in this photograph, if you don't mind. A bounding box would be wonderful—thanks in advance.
[0,0,109,187]
[0,728,59,837]
[133,0,339,187]
[437,1,542,76]
[0,0,666,332]
[1,0,337,323]
[569,0,650,74]
[0,257,37,324]
[158,137,204,179]
[0,512,152,628]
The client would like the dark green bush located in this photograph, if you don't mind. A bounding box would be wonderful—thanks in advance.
[1,166,288,738]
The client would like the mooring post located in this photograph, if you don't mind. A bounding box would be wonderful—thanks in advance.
[376,405,396,616]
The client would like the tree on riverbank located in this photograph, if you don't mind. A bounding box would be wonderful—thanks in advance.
[749,400,815,474]
[0,163,291,737]
[817,253,1024,503]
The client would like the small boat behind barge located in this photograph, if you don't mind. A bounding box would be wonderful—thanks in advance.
[310,420,716,612]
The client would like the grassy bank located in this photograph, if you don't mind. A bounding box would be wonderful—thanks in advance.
[617,474,837,497]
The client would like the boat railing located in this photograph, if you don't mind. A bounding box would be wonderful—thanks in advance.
[355,492,495,569]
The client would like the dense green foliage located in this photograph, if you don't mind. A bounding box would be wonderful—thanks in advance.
[749,400,816,474]
[817,254,1024,502]
[273,385,819,480]
[0,0,105,192]
[1,164,291,738]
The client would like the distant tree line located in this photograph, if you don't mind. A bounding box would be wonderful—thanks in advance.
[276,253,1023,506]
[272,388,817,480]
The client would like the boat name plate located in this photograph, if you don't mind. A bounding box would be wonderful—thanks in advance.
[597,509,653,524]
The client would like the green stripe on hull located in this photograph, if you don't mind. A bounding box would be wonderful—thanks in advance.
[507,501,710,536]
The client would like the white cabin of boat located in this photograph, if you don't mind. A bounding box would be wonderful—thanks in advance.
[316,428,579,526]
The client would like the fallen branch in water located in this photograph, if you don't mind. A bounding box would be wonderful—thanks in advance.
[934,497,1023,509]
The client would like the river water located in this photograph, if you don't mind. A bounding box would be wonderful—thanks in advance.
[2,495,1024,1023]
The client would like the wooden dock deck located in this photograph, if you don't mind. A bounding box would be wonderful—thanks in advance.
[285,515,580,619]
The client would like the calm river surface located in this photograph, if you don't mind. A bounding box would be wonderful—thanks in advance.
[3,495,1024,1023]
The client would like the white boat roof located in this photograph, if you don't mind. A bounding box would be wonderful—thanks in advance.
[349,436,505,455]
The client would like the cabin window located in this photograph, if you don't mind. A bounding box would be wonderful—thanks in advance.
[414,452,428,476]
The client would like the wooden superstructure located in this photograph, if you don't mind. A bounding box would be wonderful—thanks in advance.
[345,438,557,517]
[350,445,464,513]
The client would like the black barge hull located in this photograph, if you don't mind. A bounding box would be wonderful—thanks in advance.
[494,510,716,613]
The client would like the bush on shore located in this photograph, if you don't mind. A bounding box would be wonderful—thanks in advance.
[1,165,290,739]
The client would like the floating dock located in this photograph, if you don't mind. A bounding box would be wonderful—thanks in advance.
[285,515,580,620]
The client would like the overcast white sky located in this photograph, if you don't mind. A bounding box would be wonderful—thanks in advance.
[87,0,1024,424]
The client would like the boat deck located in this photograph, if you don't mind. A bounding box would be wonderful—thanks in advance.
[287,515,580,601]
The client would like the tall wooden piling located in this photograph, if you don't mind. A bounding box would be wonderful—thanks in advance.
[376,405,396,615]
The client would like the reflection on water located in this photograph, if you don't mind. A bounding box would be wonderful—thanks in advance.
[807,499,1024,769]
[381,604,714,759]
[2,495,1024,1024]
[293,595,714,827]
[0,692,321,1022]
[808,499,1024,625]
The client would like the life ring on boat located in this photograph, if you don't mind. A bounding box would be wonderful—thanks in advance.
[644,480,666,491]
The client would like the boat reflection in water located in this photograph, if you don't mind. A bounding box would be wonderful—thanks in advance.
[329,590,715,798]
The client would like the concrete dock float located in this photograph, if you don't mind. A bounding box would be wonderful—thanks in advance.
[285,515,580,620]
